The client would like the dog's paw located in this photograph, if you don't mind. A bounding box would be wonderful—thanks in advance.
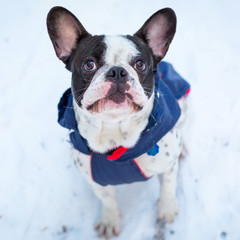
[157,199,178,223]
[95,208,121,239]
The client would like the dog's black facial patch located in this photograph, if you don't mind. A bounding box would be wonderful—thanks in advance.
[126,35,156,97]
[69,35,106,106]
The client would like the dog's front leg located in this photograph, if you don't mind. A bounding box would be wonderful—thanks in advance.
[157,160,179,223]
[72,149,121,238]
[91,183,121,239]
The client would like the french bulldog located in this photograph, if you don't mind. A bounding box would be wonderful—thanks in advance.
[47,6,190,239]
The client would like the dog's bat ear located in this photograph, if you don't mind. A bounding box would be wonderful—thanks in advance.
[134,8,176,62]
[47,6,90,64]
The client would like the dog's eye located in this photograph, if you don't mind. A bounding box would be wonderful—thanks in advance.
[84,60,96,71]
[134,60,145,71]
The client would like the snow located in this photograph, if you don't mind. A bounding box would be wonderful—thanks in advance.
[1,0,240,239]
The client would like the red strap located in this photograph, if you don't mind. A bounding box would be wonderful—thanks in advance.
[184,88,191,96]
[107,146,129,160]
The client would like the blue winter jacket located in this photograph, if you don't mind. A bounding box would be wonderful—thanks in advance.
[58,61,190,186]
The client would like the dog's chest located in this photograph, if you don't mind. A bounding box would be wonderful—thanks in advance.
[78,116,147,152]
[73,99,152,153]
[100,122,125,147]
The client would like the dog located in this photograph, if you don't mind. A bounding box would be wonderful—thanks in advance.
[47,6,190,239]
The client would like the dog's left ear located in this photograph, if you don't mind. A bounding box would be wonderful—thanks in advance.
[134,8,176,62]
[47,6,90,65]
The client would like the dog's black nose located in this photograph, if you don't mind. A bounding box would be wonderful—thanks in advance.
[106,67,128,83]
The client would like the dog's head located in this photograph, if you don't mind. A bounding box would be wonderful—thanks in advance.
[47,7,176,120]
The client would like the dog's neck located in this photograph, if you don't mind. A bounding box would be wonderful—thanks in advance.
[73,94,154,154]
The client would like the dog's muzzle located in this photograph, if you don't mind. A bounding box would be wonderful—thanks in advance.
[87,67,143,113]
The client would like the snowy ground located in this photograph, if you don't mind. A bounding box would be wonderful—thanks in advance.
[1,0,240,239]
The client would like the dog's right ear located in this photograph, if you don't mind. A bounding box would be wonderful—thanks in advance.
[47,6,90,64]
[134,8,176,63]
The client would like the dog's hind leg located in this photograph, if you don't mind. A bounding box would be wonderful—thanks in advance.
[91,183,121,239]
[177,96,189,159]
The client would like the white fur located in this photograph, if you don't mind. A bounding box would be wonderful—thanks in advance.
[104,35,139,66]
[134,127,182,177]
[80,65,113,109]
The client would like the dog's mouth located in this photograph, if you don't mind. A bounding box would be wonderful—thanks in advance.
[87,91,143,113]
